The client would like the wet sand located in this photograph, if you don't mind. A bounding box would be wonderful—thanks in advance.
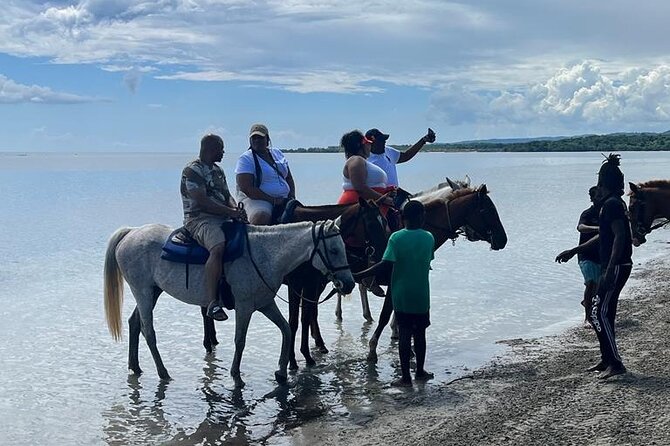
[291,254,670,446]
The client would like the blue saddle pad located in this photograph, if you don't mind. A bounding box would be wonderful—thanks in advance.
[161,221,247,265]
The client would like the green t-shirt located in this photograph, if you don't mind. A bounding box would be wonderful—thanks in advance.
[382,228,435,314]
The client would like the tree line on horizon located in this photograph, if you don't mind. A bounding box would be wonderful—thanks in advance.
[285,131,670,153]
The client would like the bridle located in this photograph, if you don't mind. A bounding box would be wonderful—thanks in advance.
[424,191,495,245]
[245,221,350,303]
[336,204,386,266]
[308,221,351,281]
[629,194,670,239]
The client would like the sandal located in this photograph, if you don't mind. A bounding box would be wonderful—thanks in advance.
[206,302,228,321]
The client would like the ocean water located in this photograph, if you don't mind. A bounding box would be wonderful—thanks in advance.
[1,151,668,445]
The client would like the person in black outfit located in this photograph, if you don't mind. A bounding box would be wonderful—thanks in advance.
[576,186,601,326]
[556,154,633,379]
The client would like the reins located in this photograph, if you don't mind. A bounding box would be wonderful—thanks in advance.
[244,221,350,305]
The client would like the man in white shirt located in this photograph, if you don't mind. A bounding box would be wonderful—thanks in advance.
[365,127,436,191]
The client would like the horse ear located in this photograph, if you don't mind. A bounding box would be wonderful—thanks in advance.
[446,177,461,190]
[478,184,488,195]
[629,182,639,194]
[465,175,471,187]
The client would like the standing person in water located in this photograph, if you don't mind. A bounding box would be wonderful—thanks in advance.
[181,134,247,321]
[355,200,435,387]
[235,123,296,225]
[576,186,602,326]
[556,154,633,379]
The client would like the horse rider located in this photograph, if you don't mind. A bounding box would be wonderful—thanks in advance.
[365,127,436,213]
[181,134,247,321]
[235,123,296,225]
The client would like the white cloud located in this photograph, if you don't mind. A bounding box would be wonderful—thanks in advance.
[429,62,670,132]
[0,74,104,104]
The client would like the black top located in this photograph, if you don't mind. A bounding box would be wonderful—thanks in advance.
[598,195,633,266]
[577,205,600,263]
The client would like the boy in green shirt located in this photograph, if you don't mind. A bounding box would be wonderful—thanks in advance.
[355,200,435,387]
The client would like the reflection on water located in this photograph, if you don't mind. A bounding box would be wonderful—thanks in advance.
[98,323,453,445]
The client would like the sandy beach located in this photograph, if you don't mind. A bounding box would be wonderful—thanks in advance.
[291,254,670,446]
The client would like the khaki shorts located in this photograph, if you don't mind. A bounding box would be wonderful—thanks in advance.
[238,191,274,221]
[185,217,228,250]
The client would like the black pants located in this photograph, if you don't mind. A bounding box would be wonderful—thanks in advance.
[590,264,632,368]
[396,311,430,380]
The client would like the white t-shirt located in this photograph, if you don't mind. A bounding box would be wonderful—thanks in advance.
[368,146,401,187]
[235,148,291,198]
[342,160,388,190]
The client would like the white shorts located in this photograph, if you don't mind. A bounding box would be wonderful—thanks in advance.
[238,191,274,221]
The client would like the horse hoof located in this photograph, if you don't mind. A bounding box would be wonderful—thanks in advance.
[128,367,143,376]
[211,337,219,346]
[289,361,299,371]
[275,371,288,385]
[233,376,246,388]
[366,351,378,363]
[159,373,172,382]
[305,357,316,367]
[318,345,329,354]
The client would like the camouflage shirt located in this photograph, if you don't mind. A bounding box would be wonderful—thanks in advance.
[181,159,232,224]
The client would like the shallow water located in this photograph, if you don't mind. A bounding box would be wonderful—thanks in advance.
[1,151,668,445]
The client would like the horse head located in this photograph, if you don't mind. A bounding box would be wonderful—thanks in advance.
[311,220,355,294]
[336,198,388,264]
[628,182,651,246]
[462,184,508,250]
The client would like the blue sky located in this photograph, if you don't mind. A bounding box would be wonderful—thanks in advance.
[1,0,670,153]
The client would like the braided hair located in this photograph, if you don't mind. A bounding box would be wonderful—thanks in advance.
[597,153,624,196]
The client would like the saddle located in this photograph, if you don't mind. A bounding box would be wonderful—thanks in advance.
[161,221,247,265]
[161,221,247,305]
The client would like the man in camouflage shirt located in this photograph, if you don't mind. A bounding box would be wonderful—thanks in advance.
[181,134,247,321]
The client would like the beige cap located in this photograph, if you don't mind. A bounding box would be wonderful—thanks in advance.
[249,123,269,138]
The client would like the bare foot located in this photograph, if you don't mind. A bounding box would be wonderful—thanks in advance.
[415,370,434,381]
[599,365,627,380]
[391,377,412,387]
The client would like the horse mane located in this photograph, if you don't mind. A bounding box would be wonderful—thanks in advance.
[415,186,477,204]
[637,180,670,189]
[413,178,471,202]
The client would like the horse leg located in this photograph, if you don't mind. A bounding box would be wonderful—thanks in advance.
[128,306,142,375]
[300,298,317,367]
[368,289,394,363]
[310,305,328,354]
[231,309,253,388]
[132,286,170,381]
[288,285,300,370]
[390,313,399,340]
[201,306,218,354]
[259,301,291,385]
[359,284,373,322]
[335,293,343,321]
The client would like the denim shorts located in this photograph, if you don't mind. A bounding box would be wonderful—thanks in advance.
[578,260,601,285]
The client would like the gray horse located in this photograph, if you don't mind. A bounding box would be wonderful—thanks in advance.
[104,220,354,387]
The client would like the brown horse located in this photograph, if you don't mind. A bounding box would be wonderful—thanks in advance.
[201,199,388,369]
[628,180,670,246]
[366,182,508,362]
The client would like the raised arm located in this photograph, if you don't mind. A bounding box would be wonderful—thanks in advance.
[398,128,436,164]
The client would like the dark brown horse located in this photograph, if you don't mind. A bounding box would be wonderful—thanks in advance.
[628,180,670,246]
[201,199,388,369]
[366,182,508,361]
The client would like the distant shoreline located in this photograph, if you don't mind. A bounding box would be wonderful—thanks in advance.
[285,130,670,153]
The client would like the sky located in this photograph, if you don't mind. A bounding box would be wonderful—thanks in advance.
[1,0,670,153]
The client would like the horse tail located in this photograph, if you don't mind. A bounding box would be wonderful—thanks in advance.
[104,227,132,341]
